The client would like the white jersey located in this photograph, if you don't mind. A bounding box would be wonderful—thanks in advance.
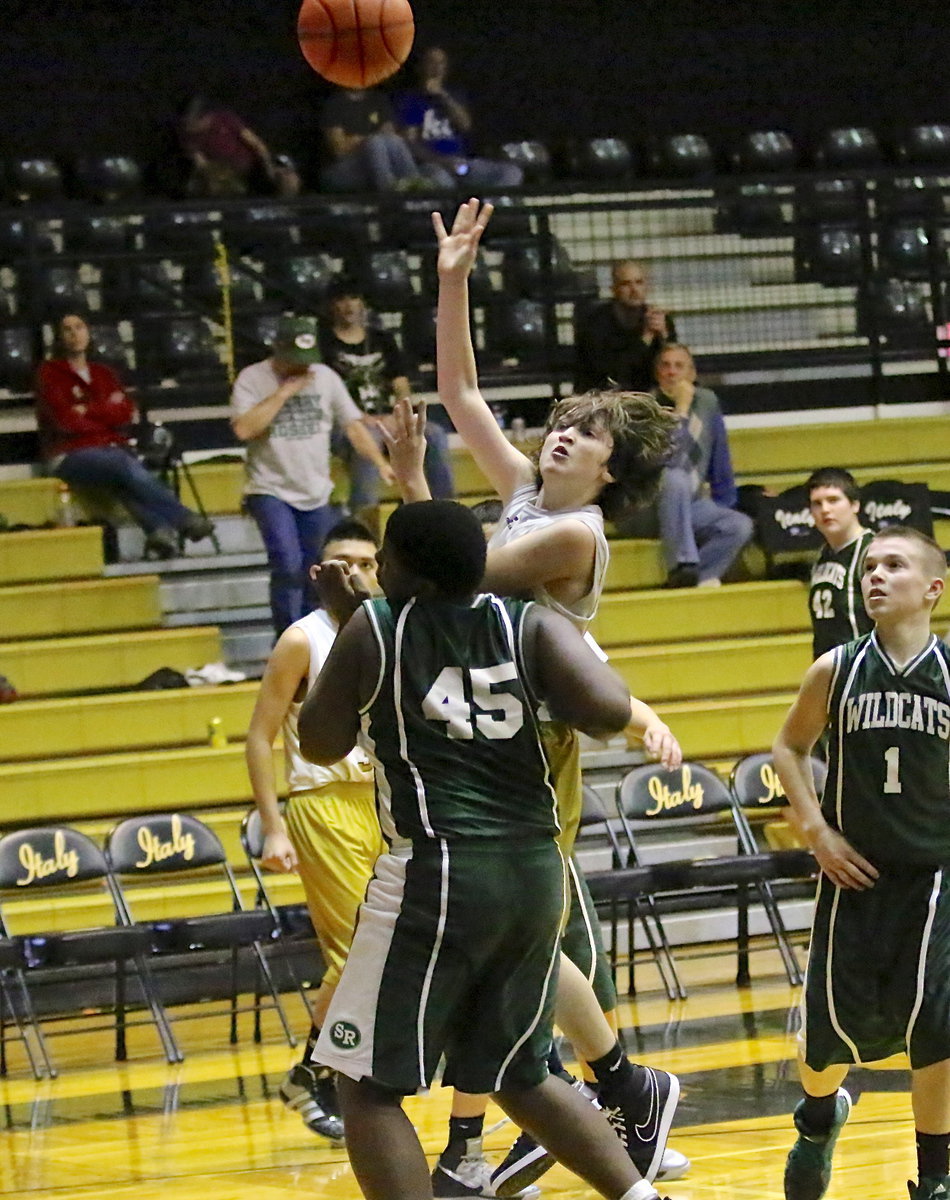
[283,608,374,794]
[488,481,609,629]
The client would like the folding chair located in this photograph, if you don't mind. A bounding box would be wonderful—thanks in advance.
[0,825,180,1077]
[616,762,810,992]
[240,805,318,1023]
[577,785,684,1002]
[753,483,822,578]
[106,813,297,1050]
[859,479,934,537]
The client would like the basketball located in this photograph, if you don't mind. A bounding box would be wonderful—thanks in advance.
[297,0,415,90]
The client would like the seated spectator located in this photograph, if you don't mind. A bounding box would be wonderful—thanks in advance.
[319,86,443,193]
[318,278,453,528]
[574,260,676,393]
[651,343,752,588]
[806,467,873,658]
[178,95,300,198]
[395,46,523,191]
[35,312,215,559]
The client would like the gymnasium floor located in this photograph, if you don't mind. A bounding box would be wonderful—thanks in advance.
[0,951,915,1200]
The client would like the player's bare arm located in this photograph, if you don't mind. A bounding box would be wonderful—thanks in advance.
[434,198,534,503]
[628,696,683,770]
[773,654,879,890]
[246,628,311,873]
[298,608,377,765]
[483,519,597,606]
[528,606,631,740]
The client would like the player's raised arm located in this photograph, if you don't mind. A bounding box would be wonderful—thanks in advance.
[772,653,878,890]
[434,199,535,504]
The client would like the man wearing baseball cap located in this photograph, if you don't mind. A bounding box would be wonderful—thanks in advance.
[230,314,394,635]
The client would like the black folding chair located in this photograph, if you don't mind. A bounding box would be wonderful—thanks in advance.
[0,825,180,1077]
[107,813,297,1051]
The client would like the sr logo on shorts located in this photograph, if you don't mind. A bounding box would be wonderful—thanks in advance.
[329,1019,361,1050]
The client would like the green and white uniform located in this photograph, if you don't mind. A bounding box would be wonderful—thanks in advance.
[802,631,950,1070]
[809,530,873,659]
[315,593,566,1095]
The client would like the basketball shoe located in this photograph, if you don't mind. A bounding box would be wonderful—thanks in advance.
[908,1178,950,1200]
[600,1066,680,1184]
[279,1062,345,1141]
[784,1088,851,1200]
[431,1136,539,1199]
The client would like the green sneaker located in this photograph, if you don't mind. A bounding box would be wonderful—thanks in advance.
[908,1177,950,1200]
[784,1088,852,1200]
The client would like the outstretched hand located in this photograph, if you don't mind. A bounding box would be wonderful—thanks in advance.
[432,197,494,279]
[381,397,431,501]
[311,559,372,628]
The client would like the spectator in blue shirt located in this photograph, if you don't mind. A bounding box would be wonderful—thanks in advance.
[651,343,753,588]
[396,47,523,191]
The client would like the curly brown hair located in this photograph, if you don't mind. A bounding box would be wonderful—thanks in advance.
[535,390,676,522]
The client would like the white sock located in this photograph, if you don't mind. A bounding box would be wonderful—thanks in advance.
[618,1182,659,1200]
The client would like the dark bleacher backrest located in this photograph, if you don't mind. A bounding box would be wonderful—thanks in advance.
[858,279,932,344]
[502,237,581,298]
[730,752,827,810]
[897,125,950,167]
[816,127,882,168]
[4,158,64,204]
[618,762,733,821]
[185,259,262,308]
[74,154,142,204]
[564,137,633,181]
[0,826,109,890]
[359,250,414,310]
[654,134,715,179]
[145,209,220,251]
[796,178,866,222]
[401,304,437,369]
[499,141,551,184]
[0,214,56,258]
[802,225,865,283]
[478,196,532,241]
[102,260,183,314]
[878,224,934,279]
[88,323,132,371]
[0,326,37,392]
[860,479,933,537]
[731,130,797,173]
[272,253,337,305]
[65,213,132,253]
[223,204,301,255]
[487,296,548,360]
[754,485,822,555]
[107,813,226,875]
[876,177,943,220]
[34,265,91,313]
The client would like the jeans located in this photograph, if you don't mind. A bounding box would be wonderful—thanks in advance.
[335,420,454,510]
[658,467,754,582]
[53,446,196,534]
[244,493,343,635]
[322,132,442,192]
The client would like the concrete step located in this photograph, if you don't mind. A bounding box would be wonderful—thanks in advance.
[112,513,265,563]
[160,570,270,615]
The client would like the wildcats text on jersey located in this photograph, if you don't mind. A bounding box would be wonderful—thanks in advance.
[811,560,848,589]
[844,690,950,738]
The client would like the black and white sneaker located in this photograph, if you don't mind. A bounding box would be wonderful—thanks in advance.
[432,1137,539,1199]
[491,1079,596,1196]
[601,1067,680,1184]
[279,1063,345,1141]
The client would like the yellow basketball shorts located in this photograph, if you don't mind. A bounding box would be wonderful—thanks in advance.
[284,783,385,990]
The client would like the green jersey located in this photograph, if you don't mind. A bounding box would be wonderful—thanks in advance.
[359,594,559,847]
[810,530,874,658]
[824,631,950,868]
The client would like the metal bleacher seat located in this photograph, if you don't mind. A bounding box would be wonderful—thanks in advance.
[562,137,634,183]
[484,296,549,365]
[63,212,134,254]
[3,157,64,204]
[268,252,337,308]
[73,154,142,204]
[498,140,551,186]
[359,249,414,311]
[222,204,301,256]
[502,237,597,301]
[731,130,797,174]
[101,258,183,314]
[651,133,716,179]
[815,126,883,169]
[134,314,223,382]
[896,124,950,167]
[858,278,933,348]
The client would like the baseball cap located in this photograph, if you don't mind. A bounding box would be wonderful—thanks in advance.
[272,315,322,365]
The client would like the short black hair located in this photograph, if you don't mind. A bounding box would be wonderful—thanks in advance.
[469,498,503,526]
[321,517,378,553]
[384,501,487,599]
[806,467,860,503]
[327,276,365,304]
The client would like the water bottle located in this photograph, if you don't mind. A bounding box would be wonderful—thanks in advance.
[207,717,227,749]
[56,481,77,527]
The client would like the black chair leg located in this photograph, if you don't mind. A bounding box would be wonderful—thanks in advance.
[251,942,297,1048]
[736,884,751,987]
[115,960,127,1060]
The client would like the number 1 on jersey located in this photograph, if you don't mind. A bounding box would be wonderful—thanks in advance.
[883,745,902,794]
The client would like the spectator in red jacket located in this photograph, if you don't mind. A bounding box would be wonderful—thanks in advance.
[35,312,214,558]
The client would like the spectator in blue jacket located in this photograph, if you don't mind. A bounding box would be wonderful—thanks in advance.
[395,46,523,191]
[651,344,753,588]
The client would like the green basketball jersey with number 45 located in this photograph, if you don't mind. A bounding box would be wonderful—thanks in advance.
[359,594,559,847]
[825,631,950,868]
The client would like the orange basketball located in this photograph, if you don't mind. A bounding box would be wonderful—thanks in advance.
[298,0,415,89]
